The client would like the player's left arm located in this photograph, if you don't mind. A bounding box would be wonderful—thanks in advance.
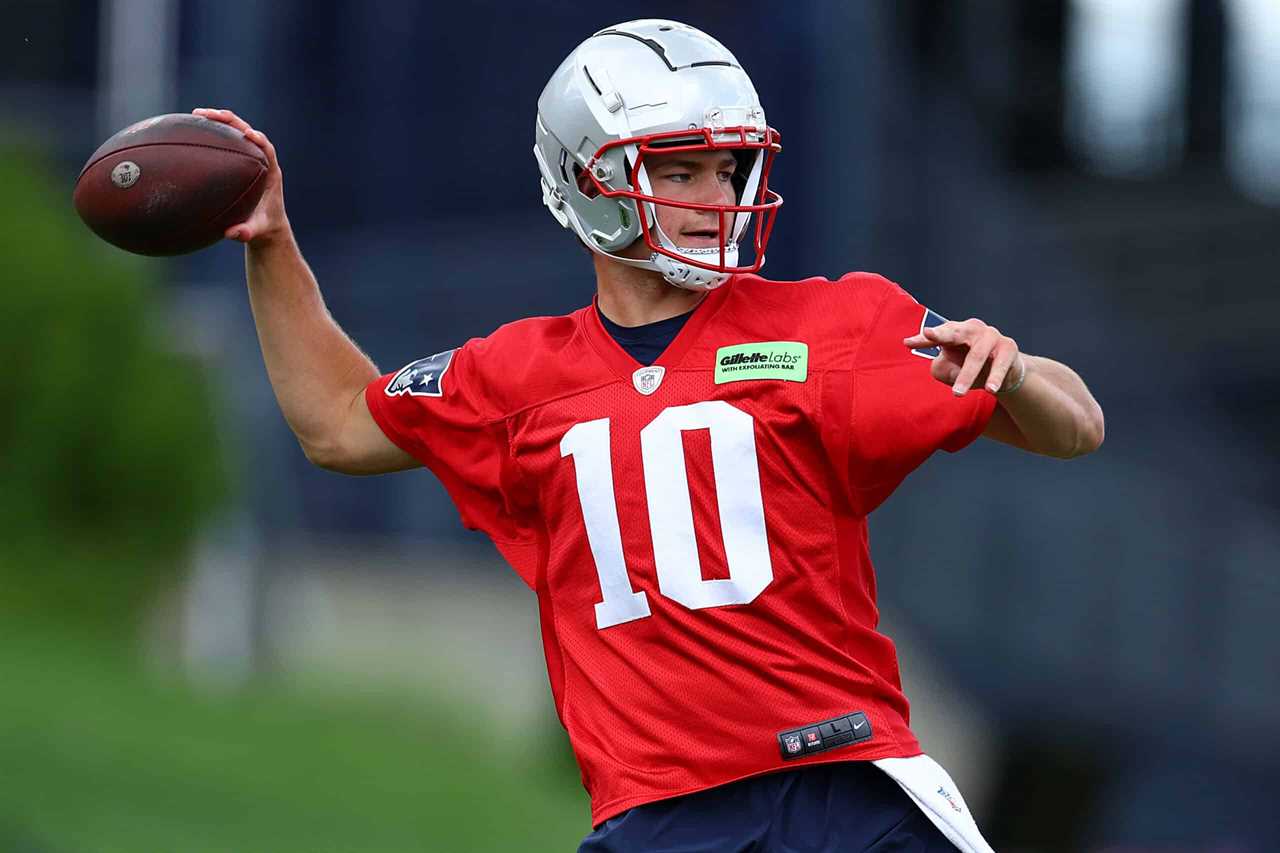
[903,319,1105,459]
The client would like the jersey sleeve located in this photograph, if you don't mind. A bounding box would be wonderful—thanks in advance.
[364,342,540,586]
[849,278,997,515]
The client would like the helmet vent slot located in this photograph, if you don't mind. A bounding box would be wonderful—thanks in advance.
[595,30,676,72]
[572,164,600,199]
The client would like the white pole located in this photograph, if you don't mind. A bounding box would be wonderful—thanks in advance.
[98,0,179,136]
[1065,0,1189,176]
[1225,0,1280,204]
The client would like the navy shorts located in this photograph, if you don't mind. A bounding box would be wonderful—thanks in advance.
[578,761,956,852]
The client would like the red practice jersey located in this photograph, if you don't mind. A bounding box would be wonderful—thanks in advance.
[365,272,996,826]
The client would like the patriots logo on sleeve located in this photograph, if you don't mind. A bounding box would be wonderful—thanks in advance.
[909,308,948,360]
[385,349,457,398]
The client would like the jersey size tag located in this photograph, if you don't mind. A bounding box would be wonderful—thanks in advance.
[385,349,456,398]
[778,711,872,760]
[714,341,808,385]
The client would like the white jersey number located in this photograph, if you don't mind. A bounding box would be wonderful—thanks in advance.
[560,400,774,629]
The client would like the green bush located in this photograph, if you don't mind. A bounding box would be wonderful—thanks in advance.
[0,143,227,628]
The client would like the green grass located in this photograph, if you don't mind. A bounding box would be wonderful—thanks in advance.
[0,624,588,853]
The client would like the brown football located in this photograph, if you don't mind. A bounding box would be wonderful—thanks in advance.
[73,113,269,256]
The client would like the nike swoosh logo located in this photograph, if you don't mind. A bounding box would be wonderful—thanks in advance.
[853,720,866,730]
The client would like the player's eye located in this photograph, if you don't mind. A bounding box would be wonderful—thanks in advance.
[717,171,734,182]
[663,172,691,183]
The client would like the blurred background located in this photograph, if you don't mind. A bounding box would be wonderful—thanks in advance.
[2,0,1278,850]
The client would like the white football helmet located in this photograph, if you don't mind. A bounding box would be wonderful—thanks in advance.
[534,20,783,290]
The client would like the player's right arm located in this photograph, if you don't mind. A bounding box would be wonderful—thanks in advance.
[193,108,419,475]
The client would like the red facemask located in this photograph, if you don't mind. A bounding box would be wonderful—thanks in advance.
[586,125,783,274]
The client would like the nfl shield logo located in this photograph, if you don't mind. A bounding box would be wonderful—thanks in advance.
[632,365,665,396]
[784,734,802,755]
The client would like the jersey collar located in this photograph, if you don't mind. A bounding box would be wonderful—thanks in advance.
[582,277,735,382]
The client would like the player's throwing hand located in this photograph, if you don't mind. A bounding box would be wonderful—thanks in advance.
[903,318,1025,396]
[192,108,288,245]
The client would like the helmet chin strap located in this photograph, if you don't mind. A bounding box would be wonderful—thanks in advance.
[648,246,734,291]
[583,238,734,291]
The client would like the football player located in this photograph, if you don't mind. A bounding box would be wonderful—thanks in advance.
[195,18,1103,853]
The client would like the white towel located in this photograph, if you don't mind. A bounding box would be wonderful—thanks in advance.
[872,755,996,853]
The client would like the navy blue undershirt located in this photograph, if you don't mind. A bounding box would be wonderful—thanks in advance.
[596,304,695,366]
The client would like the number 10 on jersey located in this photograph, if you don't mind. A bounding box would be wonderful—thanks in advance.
[560,400,775,629]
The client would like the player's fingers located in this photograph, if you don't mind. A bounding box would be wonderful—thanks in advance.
[225,207,266,242]
[902,334,939,349]
[951,330,998,396]
[923,320,986,347]
[195,109,278,169]
[209,107,251,131]
[931,356,961,386]
[194,107,257,140]
[193,107,239,127]
[247,128,279,169]
[984,340,1019,393]
[921,324,962,345]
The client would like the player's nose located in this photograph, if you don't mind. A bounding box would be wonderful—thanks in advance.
[693,174,734,206]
